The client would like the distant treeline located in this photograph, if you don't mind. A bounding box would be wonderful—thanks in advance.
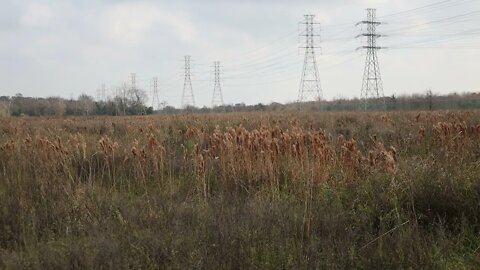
[163,91,480,114]
[0,92,152,117]
[0,91,479,117]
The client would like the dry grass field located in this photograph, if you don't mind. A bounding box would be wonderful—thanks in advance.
[1,110,480,268]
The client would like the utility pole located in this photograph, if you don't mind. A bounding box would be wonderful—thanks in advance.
[356,8,386,111]
[298,14,322,107]
[181,55,195,108]
[152,77,161,110]
[212,61,225,108]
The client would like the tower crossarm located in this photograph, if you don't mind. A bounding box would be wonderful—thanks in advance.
[355,34,385,38]
[356,46,387,50]
[356,21,382,26]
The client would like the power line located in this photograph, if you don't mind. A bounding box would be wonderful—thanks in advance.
[387,25,480,48]
[94,1,479,108]
[223,44,298,71]
[217,29,298,62]
[379,0,454,18]
[386,10,480,36]
[223,51,299,79]
[380,0,474,21]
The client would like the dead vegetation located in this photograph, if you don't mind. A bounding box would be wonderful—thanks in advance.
[0,111,479,268]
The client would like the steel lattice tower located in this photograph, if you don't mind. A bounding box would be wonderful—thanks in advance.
[298,15,322,104]
[101,83,106,101]
[181,55,195,108]
[356,8,386,111]
[131,73,136,91]
[97,83,106,102]
[212,61,224,107]
[152,77,161,110]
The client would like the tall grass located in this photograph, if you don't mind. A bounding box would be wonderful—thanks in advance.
[0,111,479,268]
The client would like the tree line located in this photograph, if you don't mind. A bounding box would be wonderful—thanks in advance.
[0,86,151,117]
[0,91,479,117]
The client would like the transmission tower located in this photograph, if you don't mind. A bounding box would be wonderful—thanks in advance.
[131,73,136,91]
[101,83,106,101]
[151,77,161,110]
[356,8,386,111]
[212,61,224,107]
[181,55,195,108]
[298,14,322,105]
[96,83,106,102]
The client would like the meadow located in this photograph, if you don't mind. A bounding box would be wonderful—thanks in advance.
[0,110,480,269]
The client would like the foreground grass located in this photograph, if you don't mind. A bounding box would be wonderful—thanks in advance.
[1,111,480,269]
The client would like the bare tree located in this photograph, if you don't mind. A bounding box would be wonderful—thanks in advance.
[78,94,95,116]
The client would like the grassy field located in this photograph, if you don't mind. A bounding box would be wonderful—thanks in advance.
[1,110,480,269]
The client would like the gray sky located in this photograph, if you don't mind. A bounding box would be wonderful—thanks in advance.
[1,0,479,108]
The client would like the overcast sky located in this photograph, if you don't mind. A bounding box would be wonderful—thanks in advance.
[1,0,479,107]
